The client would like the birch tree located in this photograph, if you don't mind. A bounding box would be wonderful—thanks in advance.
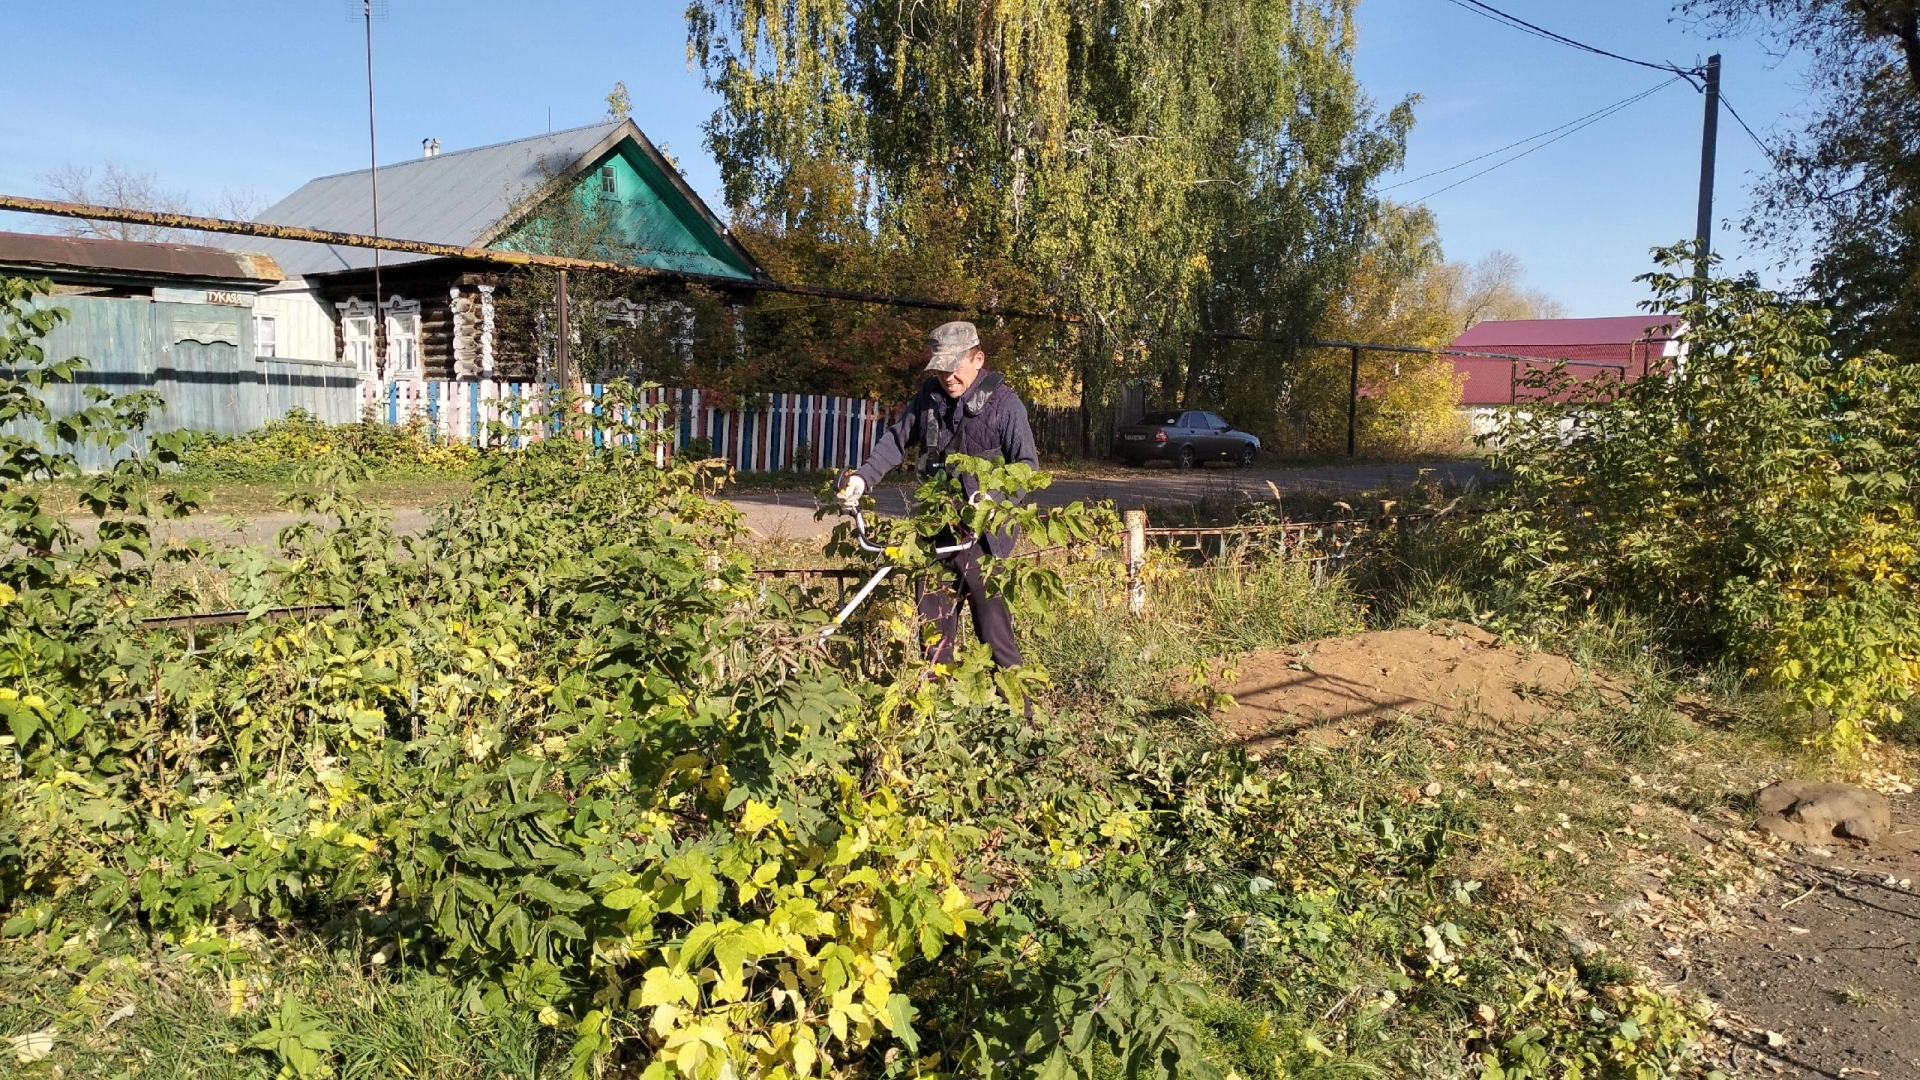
[687,0,1410,443]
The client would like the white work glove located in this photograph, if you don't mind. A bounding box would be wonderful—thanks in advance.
[836,474,866,511]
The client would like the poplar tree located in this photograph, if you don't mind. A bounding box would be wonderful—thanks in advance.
[687,0,1411,443]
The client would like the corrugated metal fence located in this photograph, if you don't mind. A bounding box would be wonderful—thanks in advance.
[360,381,892,472]
[11,295,358,470]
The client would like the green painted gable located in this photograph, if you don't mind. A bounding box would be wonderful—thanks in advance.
[498,139,756,281]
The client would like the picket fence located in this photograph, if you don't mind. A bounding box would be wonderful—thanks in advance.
[358,381,892,472]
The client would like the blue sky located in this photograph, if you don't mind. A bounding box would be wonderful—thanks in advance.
[0,0,1811,316]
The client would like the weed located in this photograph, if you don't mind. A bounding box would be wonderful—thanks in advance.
[1836,985,1895,1011]
[175,408,478,483]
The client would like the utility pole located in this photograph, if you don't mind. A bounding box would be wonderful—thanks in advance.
[1694,53,1721,286]
[554,270,571,388]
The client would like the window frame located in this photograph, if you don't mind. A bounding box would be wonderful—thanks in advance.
[253,313,278,359]
[382,297,423,378]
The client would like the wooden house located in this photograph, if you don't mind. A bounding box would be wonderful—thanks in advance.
[235,120,764,383]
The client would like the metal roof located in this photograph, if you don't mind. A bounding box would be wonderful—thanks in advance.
[0,230,283,287]
[239,120,758,280]
[1449,316,1682,406]
[1451,316,1678,351]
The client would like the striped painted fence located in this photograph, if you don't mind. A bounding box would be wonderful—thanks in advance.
[358,380,893,472]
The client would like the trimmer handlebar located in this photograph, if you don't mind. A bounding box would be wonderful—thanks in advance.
[836,469,977,557]
[821,471,994,644]
[844,507,890,554]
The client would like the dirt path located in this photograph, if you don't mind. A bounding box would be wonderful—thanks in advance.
[1041,458,1486,510]
[1687,810,1920,1079]
[731,459,1486,541]
[62,460,1481,547]
[1214,625,1920,1078]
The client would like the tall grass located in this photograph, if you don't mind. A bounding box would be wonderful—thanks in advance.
[0,941,561,1079]
[1028,553,1362,714]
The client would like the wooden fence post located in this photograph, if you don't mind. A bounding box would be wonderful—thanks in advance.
[1124,509,1148,615]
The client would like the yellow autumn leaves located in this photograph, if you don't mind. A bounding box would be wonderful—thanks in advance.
[576,791,982,1080]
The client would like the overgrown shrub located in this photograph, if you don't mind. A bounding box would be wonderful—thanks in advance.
[1278,344,1468,459]
[0,276,1724,1080]
[175,408,477,482]
[1475,246,1920,753]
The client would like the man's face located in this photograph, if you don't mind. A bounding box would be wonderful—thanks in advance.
[940,348,986,398]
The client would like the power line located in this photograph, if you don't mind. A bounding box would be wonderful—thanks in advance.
[1438,0,1701,76]
[0,195,1083,324]
[1382,79,1682,192]
[1408,77,1683,202]
[1717,91,1781,164]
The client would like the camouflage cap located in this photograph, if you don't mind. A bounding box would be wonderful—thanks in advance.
[924,320,981,372]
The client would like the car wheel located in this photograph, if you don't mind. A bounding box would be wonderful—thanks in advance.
[1236,445,1256,469]
[1176,444,1196,471]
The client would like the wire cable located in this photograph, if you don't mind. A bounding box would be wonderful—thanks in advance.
[1717,92,1782,164]
[1438,0,1702,75]
[1407,76,1684,202]
[1382,80,1682,191]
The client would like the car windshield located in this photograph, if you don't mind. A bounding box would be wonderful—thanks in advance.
[1140,412,1185,426]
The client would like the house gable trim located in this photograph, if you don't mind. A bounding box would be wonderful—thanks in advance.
[473,120,764,281]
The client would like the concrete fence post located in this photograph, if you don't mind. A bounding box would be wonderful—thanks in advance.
[1124,509,1148,615]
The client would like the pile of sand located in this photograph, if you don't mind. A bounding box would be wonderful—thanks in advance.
[1217,621,1603,750]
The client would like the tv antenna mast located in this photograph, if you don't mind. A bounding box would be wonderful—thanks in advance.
[351,0,389,375]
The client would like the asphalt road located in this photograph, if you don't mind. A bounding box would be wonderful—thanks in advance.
[62,460,1485,546]
[730,459,1486,540]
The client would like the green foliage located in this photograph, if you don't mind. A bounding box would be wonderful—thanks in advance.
[0,275,1724,1080]
[687,0,1411,438]
[175,409,478,483]
[1682,0,1920,364]
[1474,247,1920,753]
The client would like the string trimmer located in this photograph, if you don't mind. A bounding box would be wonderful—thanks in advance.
[819,471,978,644]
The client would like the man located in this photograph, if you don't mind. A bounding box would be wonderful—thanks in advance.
[836,320,1039,668]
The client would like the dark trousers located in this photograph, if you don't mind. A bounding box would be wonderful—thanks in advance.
[917,544,1023,668]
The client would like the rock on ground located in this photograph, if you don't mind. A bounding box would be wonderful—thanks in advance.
[1754,781,1892,846]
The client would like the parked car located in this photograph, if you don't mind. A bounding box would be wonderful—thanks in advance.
[1112,410,1261,468]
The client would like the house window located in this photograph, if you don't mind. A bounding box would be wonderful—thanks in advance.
[600,164,617,194]
[338,300,378,376]
[254,314,277,358]
[383,296,422,378]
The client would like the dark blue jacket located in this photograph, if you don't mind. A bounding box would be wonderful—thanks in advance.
[854,373,1040,557]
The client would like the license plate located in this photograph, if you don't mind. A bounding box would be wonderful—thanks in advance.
[1123,434,1147,441]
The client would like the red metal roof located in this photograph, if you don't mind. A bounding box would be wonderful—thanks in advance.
[1448,316,1679,406]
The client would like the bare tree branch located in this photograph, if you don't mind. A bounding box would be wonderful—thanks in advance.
[35,163,196,243]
